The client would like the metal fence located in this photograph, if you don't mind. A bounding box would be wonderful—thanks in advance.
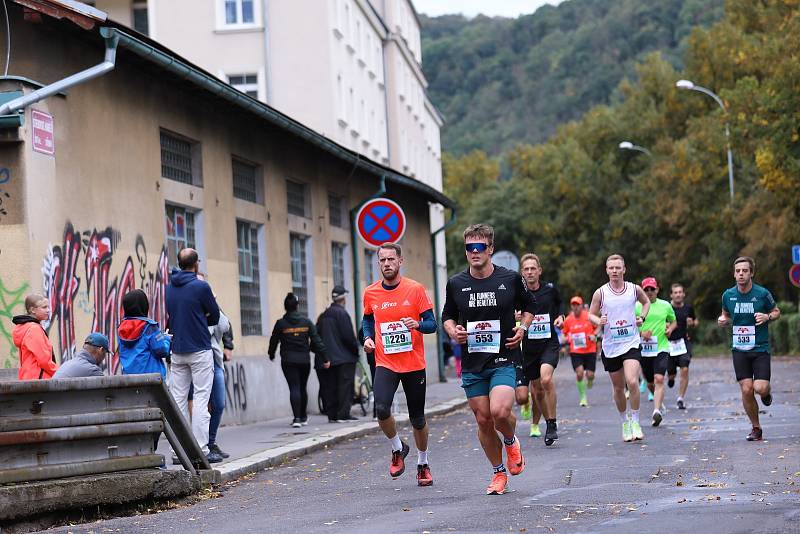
[0,374,210,484]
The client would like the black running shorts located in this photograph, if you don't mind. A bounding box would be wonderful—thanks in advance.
[732,351,771,382]
[570,353,596,372]
[520,343,560,383]
[641,351,669,383]
[601,347,641,373]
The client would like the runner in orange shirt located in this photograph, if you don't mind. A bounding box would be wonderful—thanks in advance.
[562,296,600,406]
[363,242,437,486]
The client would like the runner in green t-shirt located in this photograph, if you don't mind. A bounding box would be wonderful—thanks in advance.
[635,277,676,427]
[718,256,780,442]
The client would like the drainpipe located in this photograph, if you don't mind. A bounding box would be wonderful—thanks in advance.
[430,207,457,382]
[0,34,118,116]
[351,174,387,334]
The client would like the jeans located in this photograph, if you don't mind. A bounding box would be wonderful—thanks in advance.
[208,363,226,447]
[281,361,310,420]
[169,350,214,454]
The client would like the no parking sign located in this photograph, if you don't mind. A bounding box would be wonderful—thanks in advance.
[356,198,406,247]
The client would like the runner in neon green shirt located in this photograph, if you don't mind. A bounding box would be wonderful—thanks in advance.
[636,277,676,427]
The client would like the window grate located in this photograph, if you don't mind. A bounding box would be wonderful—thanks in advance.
[286,180,308,217]
[233,159,258,202]
[332,242,346,288]
[160,131,195,184]
[328,194,344,227]
[290,234,308,314]
[237,221,262,335]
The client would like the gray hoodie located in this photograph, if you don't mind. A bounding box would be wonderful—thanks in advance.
[209,310,231,368]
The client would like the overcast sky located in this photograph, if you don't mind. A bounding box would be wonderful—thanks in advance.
[413,0,565,18]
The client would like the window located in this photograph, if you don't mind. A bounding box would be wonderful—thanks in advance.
[165,204,196,269]
[228,73,258,99]
[328,193,344,228]
[286,180,309,217]
[160,130,201,185]
[132,2,148,35]
[332,242,346,288]
[224,0,254,24]
[232,158,261,203]
[237,220,262,335]
[290,234,309,314]
[364,248,376,285]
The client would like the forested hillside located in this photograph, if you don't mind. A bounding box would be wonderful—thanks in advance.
[421,0,724,155]
[439,0,800,324]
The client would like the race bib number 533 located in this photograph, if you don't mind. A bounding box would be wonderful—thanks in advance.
[467,320,501,353]
[733,326,755,351]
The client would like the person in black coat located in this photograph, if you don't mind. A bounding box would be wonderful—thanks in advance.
[268,293,328,427]
[316,285,361,422]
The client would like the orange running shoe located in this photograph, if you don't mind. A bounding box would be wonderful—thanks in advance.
[389,441,410,478]
[416,464,433,486]
[486,471,509,495]
[504,438,525,476]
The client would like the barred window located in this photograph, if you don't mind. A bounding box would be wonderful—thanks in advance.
[364,248,376,286]
[328,193,345,227]
[232,158,260,203]
[165,204,197,269]
[290,233,309,314]
[287,180,309,217]
[160,130,201,185]
[332,242,346,288]
[237,220,262,335]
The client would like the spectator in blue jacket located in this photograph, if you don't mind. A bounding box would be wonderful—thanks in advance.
[166,248,221,463]
[118,289,171,377]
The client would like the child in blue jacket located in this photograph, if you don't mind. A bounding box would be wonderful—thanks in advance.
[118,289,171,377]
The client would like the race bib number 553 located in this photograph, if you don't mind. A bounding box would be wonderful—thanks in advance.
[467,320,501,353]
[380,321,412,354]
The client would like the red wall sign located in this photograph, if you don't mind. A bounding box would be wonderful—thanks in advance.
[356,198,407,247]
[32,109,55,156]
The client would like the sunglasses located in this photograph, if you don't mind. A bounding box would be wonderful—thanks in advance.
[644,287,658,292]
[465,242,489,253]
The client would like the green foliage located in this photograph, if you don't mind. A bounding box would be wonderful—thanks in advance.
[786,314,800,355]
[421,0,725,155]
[441,0,800,323]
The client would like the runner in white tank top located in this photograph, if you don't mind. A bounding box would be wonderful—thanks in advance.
[588,254,651,442]
[600,281,640,358]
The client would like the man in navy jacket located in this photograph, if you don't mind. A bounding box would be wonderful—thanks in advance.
[166,248,221,461]
[317,286,360,422]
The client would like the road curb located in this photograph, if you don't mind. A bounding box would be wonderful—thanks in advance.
[216,396,468,483]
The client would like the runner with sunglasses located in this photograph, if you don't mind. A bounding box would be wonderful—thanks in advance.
[635,277,677,427]
[442,224,536,495]
[588,254,650,442]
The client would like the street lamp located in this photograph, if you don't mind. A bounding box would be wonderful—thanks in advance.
[618,141,652,156]
[676,79,735,203]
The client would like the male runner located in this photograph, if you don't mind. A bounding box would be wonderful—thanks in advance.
[635,277,676,427]
[668,283,697,409]
[362,243,438,486]
[442,224,536,495]
[518,253,564,446]
[718,256,780,441]
[588,254,650,442]
[562,296,600,407]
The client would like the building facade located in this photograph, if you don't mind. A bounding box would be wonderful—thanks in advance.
[0,0,452,422]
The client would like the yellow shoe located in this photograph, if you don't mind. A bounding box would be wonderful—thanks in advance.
[520,402,531,421]
[530,423,542,437]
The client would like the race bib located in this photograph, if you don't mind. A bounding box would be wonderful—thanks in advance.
[467,320,501,353]
[640,335,659,357]
[669,338,688,356]
[609,320,635,342]
[571,332,587,349]
[733,325,755,351]
[527,314,551,340]
[379,321,412,354]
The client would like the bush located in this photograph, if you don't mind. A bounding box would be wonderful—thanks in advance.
[769,318,789,355]
[695,319,725,347]
[777,301,798,314]
[785,314,800,355]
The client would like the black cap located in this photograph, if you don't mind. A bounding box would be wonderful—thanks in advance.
[284,293,299,311]
[331,285,348,300]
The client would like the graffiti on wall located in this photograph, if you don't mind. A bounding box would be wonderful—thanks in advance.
[224,360,248,414]
[0,167,12,221]
[42,222,169,372]
[0,278,30,368]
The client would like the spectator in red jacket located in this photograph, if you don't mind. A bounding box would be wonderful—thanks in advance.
[12,293,58,380]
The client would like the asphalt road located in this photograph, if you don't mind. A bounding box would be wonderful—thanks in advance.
[44,357,800,534]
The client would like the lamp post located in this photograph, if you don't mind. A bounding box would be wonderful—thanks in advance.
[676,79,734,203]
[618,141,652,157]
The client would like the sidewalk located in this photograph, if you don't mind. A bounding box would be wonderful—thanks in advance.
[157,374,467,482]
